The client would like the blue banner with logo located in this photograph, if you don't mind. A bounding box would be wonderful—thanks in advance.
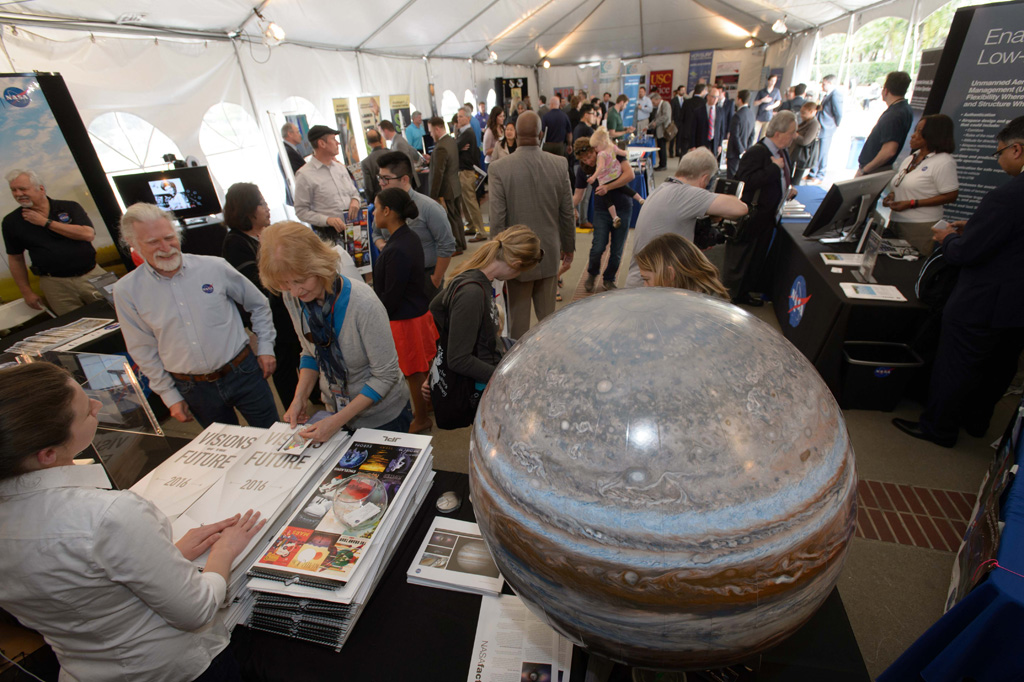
[688,50,714,92]
[0,75,108,300]
[621,74,642,129]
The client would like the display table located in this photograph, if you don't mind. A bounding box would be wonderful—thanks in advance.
[770,218,929,399]
[879,400,1024,681]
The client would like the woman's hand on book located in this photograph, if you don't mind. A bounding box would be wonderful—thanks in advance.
[175,515,239,561]
[210,510,266,560]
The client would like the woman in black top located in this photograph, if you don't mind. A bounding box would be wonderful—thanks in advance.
[372,187,438,433]
[221,182,302,406]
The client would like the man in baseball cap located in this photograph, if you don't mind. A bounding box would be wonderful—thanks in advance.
[294,125,361,242]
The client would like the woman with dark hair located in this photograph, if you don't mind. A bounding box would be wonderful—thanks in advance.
[221,182,302,406]
[883,113,960,255]
[483,106,505,163]
[634,233,729,298]
[492,121,518,161]
[0,362,264,682]
[372,187,439,433]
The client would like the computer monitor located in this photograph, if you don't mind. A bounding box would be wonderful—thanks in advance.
[112,166,222,221]
[802,171,895,240]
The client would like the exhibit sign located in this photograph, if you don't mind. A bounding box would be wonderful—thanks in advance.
[0,73,125,296]
[687,50,714,91]
[389,94,411,134]
[357,95,382,133]
[715,61,740,100]
[284,113,313,158]
[649,70,674,100]
[332,98,360,165]
[554,86,574,101]
[621,74,642,129]
[926,1,1023,219]
[896,48,944,163]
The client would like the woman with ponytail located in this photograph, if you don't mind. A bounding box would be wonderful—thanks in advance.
[427,226,543,428]
[372,187,439,433]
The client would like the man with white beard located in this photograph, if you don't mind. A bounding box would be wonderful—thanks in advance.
[113,202,279,428]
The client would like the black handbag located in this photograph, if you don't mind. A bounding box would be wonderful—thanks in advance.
[722,187,761,245]
[428,278,488,430]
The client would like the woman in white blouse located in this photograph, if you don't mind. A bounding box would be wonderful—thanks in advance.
[0,363,264,682]
[882,114,960,255]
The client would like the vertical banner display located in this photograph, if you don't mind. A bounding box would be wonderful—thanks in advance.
[649,70,674,100]
[332,98,360,165]
[621,74,642,129]
[284,114,313,157]
[599,59,621,102]
[687,50,714,92]
[898,48,944,162]
[0,74,124,299]
[927,2,1024,219]
[389,95,411,135]
[715,62,740,100]
[357,96,382,132]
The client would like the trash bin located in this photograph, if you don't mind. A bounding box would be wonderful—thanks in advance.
[841,341,924,411]
[847,136,866,170]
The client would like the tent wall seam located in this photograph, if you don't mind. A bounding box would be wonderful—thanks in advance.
[0,28,16,71]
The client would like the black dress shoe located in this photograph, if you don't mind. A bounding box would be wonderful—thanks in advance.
[892,418,957,448]
[731,295,764,307]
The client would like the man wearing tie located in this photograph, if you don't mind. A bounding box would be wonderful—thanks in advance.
[690,86,726,161]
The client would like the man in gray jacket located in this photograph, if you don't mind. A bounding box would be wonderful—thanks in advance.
[648,92,672,170]
[488,111,576,338]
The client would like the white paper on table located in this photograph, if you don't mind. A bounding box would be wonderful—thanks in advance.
[467,594,560,682]
[820,252,865,267]
[839,282,907,302]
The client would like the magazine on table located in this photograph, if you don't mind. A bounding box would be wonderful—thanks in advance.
[249,429,432,587]
[839,282,907,302]
[408,517,503,596]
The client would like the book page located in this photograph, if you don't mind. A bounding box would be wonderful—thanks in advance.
[468,594,560,682]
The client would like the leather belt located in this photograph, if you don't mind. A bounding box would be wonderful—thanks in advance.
[169,346,251,383]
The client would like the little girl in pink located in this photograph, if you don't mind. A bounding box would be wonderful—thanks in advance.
[587,127,643,227]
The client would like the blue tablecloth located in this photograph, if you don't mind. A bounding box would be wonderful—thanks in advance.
[782,184,827,224]
[879,402,1024,681]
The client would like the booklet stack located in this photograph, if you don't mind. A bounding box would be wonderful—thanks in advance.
[244,429,434,650]
[131,421,348,617]
[407,517,503,596]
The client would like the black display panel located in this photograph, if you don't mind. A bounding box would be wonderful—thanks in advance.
[112,166,222,220]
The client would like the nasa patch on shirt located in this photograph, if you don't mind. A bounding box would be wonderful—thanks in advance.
[202,284,214,294]
[58,212,70,223]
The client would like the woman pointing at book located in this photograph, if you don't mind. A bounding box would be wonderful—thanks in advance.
[0,362,265,682]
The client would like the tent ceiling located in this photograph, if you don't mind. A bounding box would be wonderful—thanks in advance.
[0,0,901,65]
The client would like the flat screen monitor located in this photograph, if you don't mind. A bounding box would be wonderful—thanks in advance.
[802,171,895,238]
[112,166,222,220]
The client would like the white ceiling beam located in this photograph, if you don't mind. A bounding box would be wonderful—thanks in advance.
[426,0,504,57]
[356,0,424,50]
[502,0,594,64]
[488,0,562,51]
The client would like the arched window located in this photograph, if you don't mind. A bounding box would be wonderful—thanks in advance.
[281,96,328,126]
[813,33,848,84]
[440,90,461,124]
[199,103,284,214]
[486,89,497,113]
[88,112,183,208]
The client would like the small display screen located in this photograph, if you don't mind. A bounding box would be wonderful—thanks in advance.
[112,167,222,220]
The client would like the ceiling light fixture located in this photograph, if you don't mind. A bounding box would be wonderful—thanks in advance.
[253,7,285,46]
[772,16,788,34]
[745,38,755,48]
[489,50,498,62]
[542,59,551,69]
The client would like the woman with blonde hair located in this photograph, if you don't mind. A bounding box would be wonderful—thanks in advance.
[259,221,411,442]
[634,233,730,299]
[427,225,543,427]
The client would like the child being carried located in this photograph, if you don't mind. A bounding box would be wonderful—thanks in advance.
[587,126,644,228]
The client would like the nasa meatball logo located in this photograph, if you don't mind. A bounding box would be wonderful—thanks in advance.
[787,275,811,327]
[874,367,893,378]
[58,212,71,223]
[3,88,31,108]
[202,284,214,294]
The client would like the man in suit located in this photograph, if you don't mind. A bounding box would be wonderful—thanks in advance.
[427,116,466,252]
[680,83,707,155]
[726,90,756,179]
[893,116,1024,448]
[670,86,687,158]
[690,86,727,161]
[279,122,306,206]
[488,111,575,338]
[716,81,735,137]
[378,120,421,191]
[809,75,843,183]
[778,83,807,113]
[648,92,672,170]
[722,110,798,307]
[360,129,389,204]
[455,109,486,243]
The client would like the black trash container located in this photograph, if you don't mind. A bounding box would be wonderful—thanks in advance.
[841,341,924,411]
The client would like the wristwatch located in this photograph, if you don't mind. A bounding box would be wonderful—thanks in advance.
[44,219,52,229]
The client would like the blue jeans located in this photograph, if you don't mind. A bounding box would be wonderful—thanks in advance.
[588,194,632,281]
[368,401,413,433]
[173,352,279,428]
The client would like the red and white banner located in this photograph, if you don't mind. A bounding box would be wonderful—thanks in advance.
[649,70,674,100]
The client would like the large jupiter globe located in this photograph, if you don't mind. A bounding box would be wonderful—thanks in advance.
[469,289,857,670]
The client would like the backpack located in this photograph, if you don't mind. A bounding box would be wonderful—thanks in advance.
[915,242,960,310]
[428,276,489,429]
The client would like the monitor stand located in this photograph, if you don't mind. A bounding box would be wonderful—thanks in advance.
[851,269,878,284]
[817,193,875,245]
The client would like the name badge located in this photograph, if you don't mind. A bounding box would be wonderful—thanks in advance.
[329,383,350,412]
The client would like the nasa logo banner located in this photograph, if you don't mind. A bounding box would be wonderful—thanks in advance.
[3,87,30,108]
[874,368,894,378]
[788,275,811,327]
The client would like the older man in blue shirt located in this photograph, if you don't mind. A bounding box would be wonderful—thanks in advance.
[113,202,278,428]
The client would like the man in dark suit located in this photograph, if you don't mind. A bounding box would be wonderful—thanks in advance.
[722,110,798,307]
[778,83,807,113]
[279,122,306,206]
[455,109,485,242]
[360,129,388,204]
[670,86,687,158]
[427,116,466,252]
[716,82,735,139]
[809,75,843,182]
[893,116,1024,448]
[488,111,575,338]
[726,90,756,179]
[690,86,727,161]
[680,83,707,155]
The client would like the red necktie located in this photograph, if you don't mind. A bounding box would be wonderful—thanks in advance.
[708,106,714,141]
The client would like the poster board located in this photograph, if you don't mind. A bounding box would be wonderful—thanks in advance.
[649,70,674,100]
[357,96,382,133]
[389,95,411,135]
[284,113,314,158]
[332,98,360,165]
[688,50,714,92]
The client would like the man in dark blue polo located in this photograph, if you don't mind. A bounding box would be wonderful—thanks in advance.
[541,95,573,157]
[856,71,913,176]
[753,74,781,139]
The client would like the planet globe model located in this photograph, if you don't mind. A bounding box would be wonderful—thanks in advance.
[469,289,857,670]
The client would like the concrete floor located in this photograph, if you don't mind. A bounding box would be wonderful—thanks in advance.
[155,165,1015,679]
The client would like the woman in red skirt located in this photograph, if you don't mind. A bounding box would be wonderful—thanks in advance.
[372,187,440,433]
